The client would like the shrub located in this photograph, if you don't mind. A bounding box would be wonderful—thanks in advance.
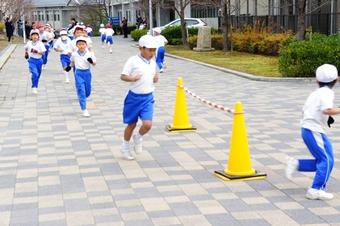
[161,26,198,45]
[279,34,340,77]
[0,22,4,34]
[230,27,292,55]
[130,29,148,41]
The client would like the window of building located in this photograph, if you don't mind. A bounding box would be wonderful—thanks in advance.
[46,11,49,21]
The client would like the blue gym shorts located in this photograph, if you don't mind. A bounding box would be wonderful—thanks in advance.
[106,36,113,44]
[123,90,154,124]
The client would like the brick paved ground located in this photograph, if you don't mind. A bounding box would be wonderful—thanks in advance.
[0,37,340,226]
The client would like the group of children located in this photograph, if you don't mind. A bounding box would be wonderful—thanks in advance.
[25,23,96,117]
[23,22,340,201]
[99,23,115,53]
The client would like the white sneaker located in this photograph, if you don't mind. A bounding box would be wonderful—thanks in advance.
[65,78,70,83]
[306,188,334,200]
[121,142,134,160]
[82,109,90,117]
[32,88,38,94]
[42,65,46,70]
[285,157,298,179]
[133,134,143,154]
[159,69,164,73]
[109,49,112,54]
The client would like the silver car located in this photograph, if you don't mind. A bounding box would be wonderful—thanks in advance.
[150,18,206,34]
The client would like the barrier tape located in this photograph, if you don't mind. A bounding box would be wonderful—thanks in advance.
[178,85,234,114]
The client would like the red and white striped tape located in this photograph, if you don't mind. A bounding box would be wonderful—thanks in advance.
[178,85,233,114]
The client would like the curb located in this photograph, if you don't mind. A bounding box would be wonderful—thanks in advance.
[0,44,17,71]
[165,53,314,83]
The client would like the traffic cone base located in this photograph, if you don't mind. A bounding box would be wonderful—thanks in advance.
[166,124,197,132]
[214,170,267,181]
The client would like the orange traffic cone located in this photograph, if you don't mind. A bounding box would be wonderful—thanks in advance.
[166,77,196,132]
[214,102,266,181]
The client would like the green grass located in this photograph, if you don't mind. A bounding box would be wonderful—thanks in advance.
[166,45,281,77]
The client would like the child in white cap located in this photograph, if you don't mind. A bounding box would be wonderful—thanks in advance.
[24,29,46,94]
[68,37,96,117]
[99,24,106,47]
[153,27,168,73]
[54,29,73,83]
[286,64,340,200]
[120,35,159,160]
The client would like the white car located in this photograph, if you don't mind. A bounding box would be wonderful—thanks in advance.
[149,18,206,34]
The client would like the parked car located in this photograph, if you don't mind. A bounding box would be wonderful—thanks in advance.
[149,18,206,34]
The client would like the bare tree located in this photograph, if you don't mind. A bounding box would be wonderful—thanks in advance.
[0,0,32,22]
[297,0,307,40]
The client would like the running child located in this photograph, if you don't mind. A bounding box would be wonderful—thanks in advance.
[54,29,73,83]
[153,27,168,73]
[104,24,115,53]
[286,64,340,200]
[99,24,106,47]
[67,37,96,117]
[24,29,46,94]
[120,35,159,160]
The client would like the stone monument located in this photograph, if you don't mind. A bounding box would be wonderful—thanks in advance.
[194,26,214,52]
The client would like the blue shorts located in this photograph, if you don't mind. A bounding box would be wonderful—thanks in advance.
[101,34,106,42]
[106,36,113,44]
[123,91,154,124]
[60,54,71,68]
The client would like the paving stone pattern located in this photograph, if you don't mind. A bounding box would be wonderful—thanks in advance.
[0,37,340,226]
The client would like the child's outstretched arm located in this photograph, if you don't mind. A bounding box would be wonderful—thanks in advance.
[323,107,340,115]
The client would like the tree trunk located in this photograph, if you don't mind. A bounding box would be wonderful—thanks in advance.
[180,6,189,49]
[297,0,306,40]
[222,1,231,52]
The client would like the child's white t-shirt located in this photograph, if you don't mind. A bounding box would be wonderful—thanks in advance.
[54,37,72,55]
[99,28,106,35]
[105,28,115,36]
[121,55,157,94]
[86,27,93,33]
[71,50,96,70]
[301,86,334,133]
[25,41,46,59]
[154,35,168,47]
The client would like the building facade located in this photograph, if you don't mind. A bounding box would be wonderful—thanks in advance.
[30,0,78,29]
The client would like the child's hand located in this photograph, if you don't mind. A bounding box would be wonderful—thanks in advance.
[133,74,142,81]
[65,66,72,72]
[31,48,38,54]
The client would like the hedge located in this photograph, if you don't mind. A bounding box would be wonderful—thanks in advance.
[279,33,340,77]
[131,29,148,41]
[161,26,199,45]
[188,30,292,56]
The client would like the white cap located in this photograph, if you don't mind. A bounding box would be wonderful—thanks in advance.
[138,35,157,49]
[75,36,87,44]
[30,29,40,37]
[60,30,67,36]
[316,64,338,83]
[153,27,161,34]
[100,23,104,27]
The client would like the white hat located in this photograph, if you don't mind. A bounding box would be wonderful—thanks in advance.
[316,64,338,83]
[153,27,161,34]
[60,30,68,36]
[75,36,87,44]
[30,29,40,37]
[138,35,157,49]
[100,23,104,27]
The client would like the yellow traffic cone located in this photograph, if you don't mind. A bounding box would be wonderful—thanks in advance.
[166,77,196,132]
[214,101,266,181]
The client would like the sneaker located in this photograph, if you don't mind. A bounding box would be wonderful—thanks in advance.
[82,109,90,117]
[133,134,143,154]
[65,78,70,83]
[306,188,334,200]
[32,88,38,94]
[42,65,46,70]
[121,142,134,160]
[159,68,164,73]
[285,157,298,179]
[109,49,112,54]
